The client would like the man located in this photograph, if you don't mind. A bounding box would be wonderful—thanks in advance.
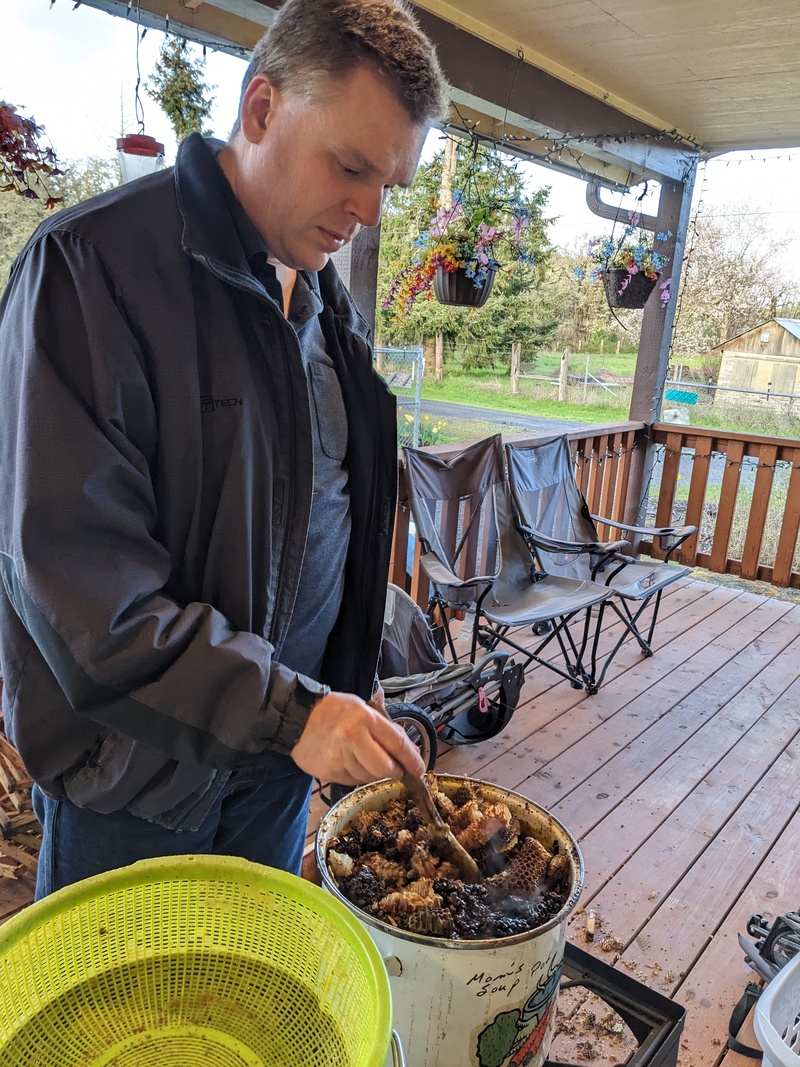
[0,0,450,897]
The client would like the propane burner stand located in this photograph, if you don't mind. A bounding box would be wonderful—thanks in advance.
[546,942,685,1067]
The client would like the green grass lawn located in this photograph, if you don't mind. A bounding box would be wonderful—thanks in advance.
[391,352,800,440]
[419,377,628,424]
[395,357,630,427]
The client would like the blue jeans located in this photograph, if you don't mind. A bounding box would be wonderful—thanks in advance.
[32,761,313,900]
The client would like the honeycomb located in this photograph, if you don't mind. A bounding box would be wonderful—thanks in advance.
[327,775,571,941]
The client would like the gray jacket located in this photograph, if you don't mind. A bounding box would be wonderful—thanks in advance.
[0,133,397,830]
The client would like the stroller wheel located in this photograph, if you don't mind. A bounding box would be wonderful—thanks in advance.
[386,702,438,771]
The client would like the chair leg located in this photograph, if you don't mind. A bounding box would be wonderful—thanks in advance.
[583,602,631,693]
[476,613,587,688]
[613,593,661,657]
[577,600,608,693]
[428,596,461,664]
[547,613,592,688]
[581,591,665,693]
[642,588,664,651]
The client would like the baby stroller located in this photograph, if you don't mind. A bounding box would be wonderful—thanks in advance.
[380,582,524,761]
[321,584,524,805]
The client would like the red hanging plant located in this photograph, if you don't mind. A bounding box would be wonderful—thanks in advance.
[0,101,63,208]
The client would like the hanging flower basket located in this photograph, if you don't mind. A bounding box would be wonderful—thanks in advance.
[600,268,659,310]
[433,264,497,308]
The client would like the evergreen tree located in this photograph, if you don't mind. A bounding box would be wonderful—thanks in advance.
[146,38,215,143]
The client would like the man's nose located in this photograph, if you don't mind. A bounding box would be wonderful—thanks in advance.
[347,185,386,229]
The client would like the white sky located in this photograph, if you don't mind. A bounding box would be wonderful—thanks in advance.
[5,0,800,280]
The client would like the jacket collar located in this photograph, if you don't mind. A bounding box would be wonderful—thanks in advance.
[175,133,259,288]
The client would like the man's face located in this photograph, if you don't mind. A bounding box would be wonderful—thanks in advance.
[230,65,428,271]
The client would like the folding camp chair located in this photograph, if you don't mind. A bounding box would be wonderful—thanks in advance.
[505,434,697,692]
[402,434,613,690]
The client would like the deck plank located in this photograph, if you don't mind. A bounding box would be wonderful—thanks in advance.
[571,632,800,902]
[548,601,800,839]
[680,803,800,1067]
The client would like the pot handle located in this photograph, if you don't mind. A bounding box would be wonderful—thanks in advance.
[391,1029,406,1067]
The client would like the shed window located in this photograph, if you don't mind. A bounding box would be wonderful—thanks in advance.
[760,329,771,343]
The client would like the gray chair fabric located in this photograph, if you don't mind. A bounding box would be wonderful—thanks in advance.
[505,434,697,690]
[402,434,612,690]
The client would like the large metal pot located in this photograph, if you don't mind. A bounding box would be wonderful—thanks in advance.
[316,774,584,1067]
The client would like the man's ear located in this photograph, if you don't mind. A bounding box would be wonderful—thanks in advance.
[239,74,281,144]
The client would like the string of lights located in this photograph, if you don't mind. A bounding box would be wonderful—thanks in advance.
[443,111,698,192]
[665,157,708,365]
[715,153,800,166]
[577,440,800,475]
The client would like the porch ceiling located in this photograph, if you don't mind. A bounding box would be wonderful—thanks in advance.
[415,0,800,155]
[76,0,800,188]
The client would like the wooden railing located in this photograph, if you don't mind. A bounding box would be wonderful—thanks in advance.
[651,424,800,588]
[389,420,800,605]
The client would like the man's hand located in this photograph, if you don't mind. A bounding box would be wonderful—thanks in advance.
[290,692,424,785]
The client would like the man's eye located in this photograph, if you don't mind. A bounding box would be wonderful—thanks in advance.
[341,163,361,177]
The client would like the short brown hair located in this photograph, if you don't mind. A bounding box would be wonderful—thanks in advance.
[237,0,449,128]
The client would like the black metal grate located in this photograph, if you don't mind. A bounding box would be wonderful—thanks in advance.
[545,942,685,1067]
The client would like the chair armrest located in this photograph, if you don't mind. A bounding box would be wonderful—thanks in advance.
[420,552,494,590]
[591,516,697,560]
[516,522,630,559]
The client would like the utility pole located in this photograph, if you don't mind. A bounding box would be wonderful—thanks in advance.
[427,137,459,386]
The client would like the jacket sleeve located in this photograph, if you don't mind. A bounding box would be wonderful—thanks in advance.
[0,229,325,768]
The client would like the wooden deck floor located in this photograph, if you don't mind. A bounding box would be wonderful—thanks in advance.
[306,576,800,1067]
[2,575,797,1065]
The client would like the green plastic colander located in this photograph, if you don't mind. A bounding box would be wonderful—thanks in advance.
[0,854,395,1066]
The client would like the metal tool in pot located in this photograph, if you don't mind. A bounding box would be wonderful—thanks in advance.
[372,701,482,883]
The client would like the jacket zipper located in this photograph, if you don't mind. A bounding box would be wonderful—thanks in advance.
[189,250,304,653]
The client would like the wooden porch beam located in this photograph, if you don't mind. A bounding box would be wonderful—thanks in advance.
[625,161,699,523]
[330,224,382,337]
[73,0,266,55]
[78,0,700,185]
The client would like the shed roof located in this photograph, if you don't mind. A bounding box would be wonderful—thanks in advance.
[711,318,800,351]
[775,319,800,343]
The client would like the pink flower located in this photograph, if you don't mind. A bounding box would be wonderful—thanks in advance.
[511,215,530,239]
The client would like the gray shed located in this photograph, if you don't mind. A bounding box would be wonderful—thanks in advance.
[714,318,800,409]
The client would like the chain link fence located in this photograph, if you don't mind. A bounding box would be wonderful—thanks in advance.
[375,345,424,447]
[661,377,800,428]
